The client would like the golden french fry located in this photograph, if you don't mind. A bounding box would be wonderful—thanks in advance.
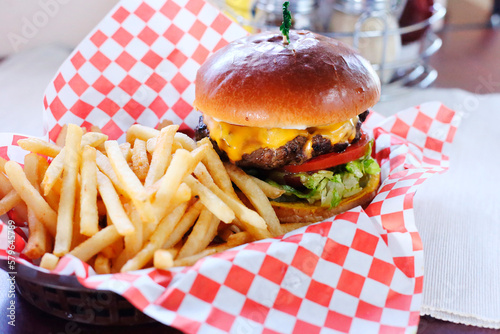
[71,188,87,251]
[152,147,206,220]
[173,232,251,267]
[56,124,68,147]
[198,138,238,199]
[119,142,132,163]
[80,146,99,237]
[4,161,57,236]
[126,124,159,144]
[24,208,49,259]
[36,154,49,181]
[69,225,121,262]
[248,175,285,199]
[100,237,123,259]
[156,119,174,130]
[131,139,149,182]
[42,132,108,196]
[224,163,283,236]
[17,138,61,158]
[226,231,253,245]
[184,175,235,224]
[191,166,270,239]
[144,125,178,187]
[177,207,220,259]
[90,125,102,133]
[148,132,195,153]
[153,249,174,270]
[43,188,60,212]
[0,156,7,173]
[96,171,135,236]
[41,151,64,196]
[95,150,127,197]
[40,253,59,270]
[105,140,155,224]
[161,200,203,249]
[120,202,188,272]
[143,183,192,241]
[0,173,13,196]
[94,254,111,274]
[81,132,108,147]
[0,190,22,216]
[112,203,144,272]
[174,133,196,151]
[54,124,83,256]
[24,153,41,186]
[173,248,218,267]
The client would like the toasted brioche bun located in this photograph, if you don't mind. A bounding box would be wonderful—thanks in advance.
[194,30,380,128]
[272,172,380,224]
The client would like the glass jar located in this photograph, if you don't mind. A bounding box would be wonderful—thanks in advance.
[251,0,319,32]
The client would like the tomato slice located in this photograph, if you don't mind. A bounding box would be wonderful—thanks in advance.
[283,133,370,173]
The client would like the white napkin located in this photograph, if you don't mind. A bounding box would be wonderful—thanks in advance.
[377,88,500,328]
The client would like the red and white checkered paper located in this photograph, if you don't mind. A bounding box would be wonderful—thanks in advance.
[0,0,461,332]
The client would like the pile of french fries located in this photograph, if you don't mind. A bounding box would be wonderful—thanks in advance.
[0,121,308,274]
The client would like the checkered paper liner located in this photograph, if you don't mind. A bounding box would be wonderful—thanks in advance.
[0,102,459,333]
[0,0,461,332]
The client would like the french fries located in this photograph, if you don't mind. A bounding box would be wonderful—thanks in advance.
[131,139,149,182]
[0,190,22,217]
[120,202,188,272]
[248,175,285,199]
[80,146,99,236]
[177,207,220,259]
[96,171,134,236]
[144,125,178,187]
[224,163,283,237]
[42,132,108,196]
[94,254,111,274]
[4,161,57,236]
[190,165,270,239]
[24,208,51,259]
[40,253,59,270]
[54,124,83,256]
[198,138,238,200]
[0,120,317,275]
[105,140,155,225]
[18,138,61,158]
[69,225,121,262]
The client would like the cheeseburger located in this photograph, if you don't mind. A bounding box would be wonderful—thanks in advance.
[194,30,381,223]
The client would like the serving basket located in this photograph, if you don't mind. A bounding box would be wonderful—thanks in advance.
[0,259,154,325]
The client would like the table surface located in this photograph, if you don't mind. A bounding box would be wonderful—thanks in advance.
[2,2,500,334]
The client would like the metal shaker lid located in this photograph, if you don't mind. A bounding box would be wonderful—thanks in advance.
[255,0,318,14]
[333,0,406,14]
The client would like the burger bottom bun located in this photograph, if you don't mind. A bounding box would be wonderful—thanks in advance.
[272,172,380,224]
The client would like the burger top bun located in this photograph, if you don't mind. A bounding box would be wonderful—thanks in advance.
[194,30,381,128]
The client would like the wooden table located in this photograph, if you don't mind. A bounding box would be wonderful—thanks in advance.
[431,27,500,93]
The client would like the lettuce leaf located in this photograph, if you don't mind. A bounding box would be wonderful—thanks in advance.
[267,151,380,208]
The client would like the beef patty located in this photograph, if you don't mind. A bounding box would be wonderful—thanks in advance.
[195,110,368,170]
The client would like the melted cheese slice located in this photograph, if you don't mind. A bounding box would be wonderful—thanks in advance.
[204,115,358,162]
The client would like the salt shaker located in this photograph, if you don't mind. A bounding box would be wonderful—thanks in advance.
[328,0,405,83]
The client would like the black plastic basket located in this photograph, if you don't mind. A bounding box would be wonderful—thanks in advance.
[0,260,155,326]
